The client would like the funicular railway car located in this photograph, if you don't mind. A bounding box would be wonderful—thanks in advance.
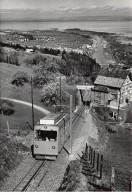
[32,106,84,160]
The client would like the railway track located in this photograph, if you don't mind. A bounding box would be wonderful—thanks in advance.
[12,107,84,192]
[13,160,51,191]
[73,106,85,125]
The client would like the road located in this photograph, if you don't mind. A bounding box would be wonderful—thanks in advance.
[1,97,50,115]
[92,35,116,66]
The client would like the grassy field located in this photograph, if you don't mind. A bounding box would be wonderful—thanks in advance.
[0,132,30,189]
[90,110,131,191]
[0,62,48,132]
[0,102,44,134]
[0,62,43,106]
[0,62,47,187]
[105,125,131,191]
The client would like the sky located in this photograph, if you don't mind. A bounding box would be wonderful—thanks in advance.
[0,0,132,21]
[1,0,132,10]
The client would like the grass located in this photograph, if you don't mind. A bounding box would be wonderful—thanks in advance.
[0,62,47,187]
[106,125,131,191]
[59,108,131,191]
[58,160,84,192]
[0,102,44,134]
[91,108,131,191]
[0,132,30,189]
[0,62,44,107]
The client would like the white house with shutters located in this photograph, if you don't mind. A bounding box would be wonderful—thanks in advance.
[94,66,132,108]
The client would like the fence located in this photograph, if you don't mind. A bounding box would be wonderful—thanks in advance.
[77,143,131,191]
[77,143,103,180]
[1,120,32,138]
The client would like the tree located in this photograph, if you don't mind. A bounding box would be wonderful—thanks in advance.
[41,81,78,112]
[32,66,55,88]
[41,82,69,109]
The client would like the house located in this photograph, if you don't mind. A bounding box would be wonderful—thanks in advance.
[94,66,132,108]
[91,85,110,106]
[26,48,33,53]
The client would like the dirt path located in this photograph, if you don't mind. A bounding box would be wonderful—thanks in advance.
[69,109,99,161]
[1,97,50,115]
[92,35,116,66]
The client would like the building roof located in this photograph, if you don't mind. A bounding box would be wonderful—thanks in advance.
[91,85,110,93]
[99,66,129,79]
[76,84,94,90]
[94,75,124,89]
[94,66,131,89]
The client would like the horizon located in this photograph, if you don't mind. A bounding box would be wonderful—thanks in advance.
[0,0,132,22]
[1,0,132,10]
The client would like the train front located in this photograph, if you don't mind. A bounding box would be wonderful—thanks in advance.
[33,114,60,160]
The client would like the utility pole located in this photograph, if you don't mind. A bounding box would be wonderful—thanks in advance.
[70,95,72,155]
[53,93,73,155]
[60,75,62,111]
[31,76,35,130]
[117,90,121,121]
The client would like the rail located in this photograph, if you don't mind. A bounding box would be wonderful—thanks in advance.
[13,160,47,191]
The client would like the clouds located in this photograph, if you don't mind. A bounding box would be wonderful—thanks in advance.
[0,0,132,21]
[0,0,132,10]
[1,6,132,21]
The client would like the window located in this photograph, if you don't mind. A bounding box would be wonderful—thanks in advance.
[111,93,117,100]
[35,130,57,141]
[126,98,129,104]
[95,92,101,103]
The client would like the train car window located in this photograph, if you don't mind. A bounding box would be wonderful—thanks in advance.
[35,130,57,141]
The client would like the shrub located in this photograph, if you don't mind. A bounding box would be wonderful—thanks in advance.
[32,66,56,88]
[11,71,30,87]
[0,100,15,115]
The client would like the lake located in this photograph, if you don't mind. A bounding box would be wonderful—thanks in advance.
[1,20,132,34]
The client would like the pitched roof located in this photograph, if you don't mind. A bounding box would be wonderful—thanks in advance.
[91,85,110,93]
[99,66,129,79]
[94,75,124,88]
[94,66,131,89]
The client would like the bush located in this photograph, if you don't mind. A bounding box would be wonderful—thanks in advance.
[32,66,56,88]
[11,71,30,87]
[0,100,15,115]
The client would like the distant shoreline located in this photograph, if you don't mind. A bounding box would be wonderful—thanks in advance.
[1,18,132,22]
[0,20,131,34]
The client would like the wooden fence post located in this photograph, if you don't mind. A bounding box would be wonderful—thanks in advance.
[86,143,88,158]
[91,147,93,164]
[97,153,99,173]
[100,155,103,179]
[92,151,95,168]
[130,181,132,192]
[7,120,10,136]
[89,146,91,161]
[111,166,115,191]
[18,123,20,136]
